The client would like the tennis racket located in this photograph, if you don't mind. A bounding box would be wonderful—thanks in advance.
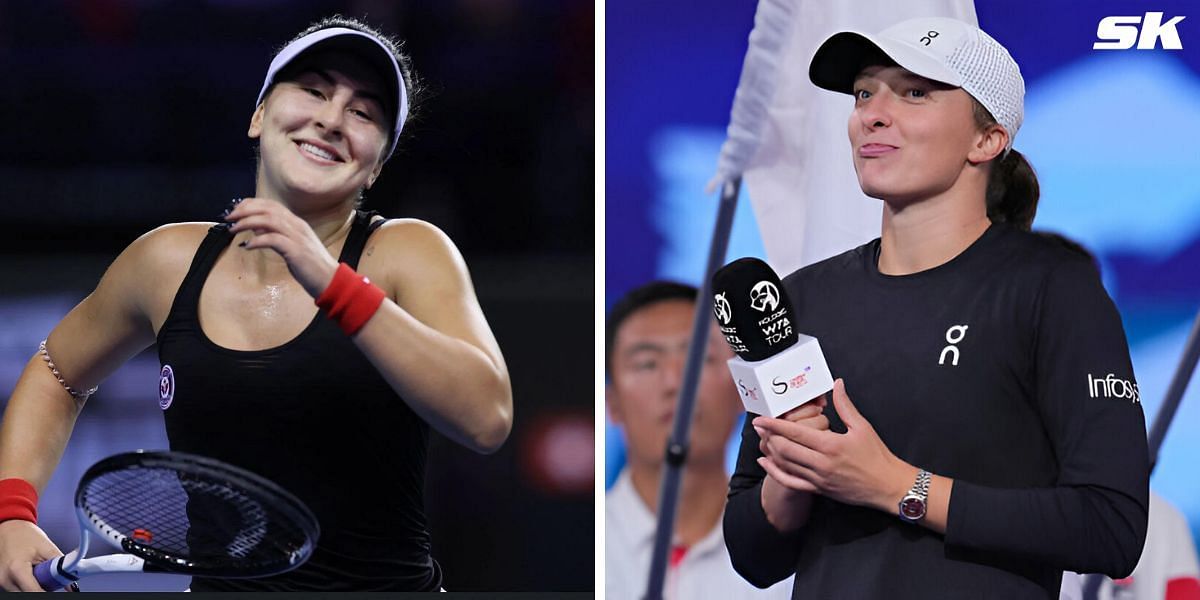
[33,450,319,591]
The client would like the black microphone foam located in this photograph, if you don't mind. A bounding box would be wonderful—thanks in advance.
[710,257,798,362]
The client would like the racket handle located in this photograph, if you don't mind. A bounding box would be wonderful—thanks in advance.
[33,557,72,592]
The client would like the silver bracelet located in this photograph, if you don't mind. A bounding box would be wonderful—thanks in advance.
[38,340,97,401]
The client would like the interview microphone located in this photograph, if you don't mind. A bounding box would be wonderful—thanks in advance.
[711,258,834,417]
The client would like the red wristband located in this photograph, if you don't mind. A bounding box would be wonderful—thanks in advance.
[315,263,387,336]
[0,478,38,524]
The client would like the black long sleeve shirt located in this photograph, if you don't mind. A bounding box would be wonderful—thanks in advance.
[724,223,1150,599]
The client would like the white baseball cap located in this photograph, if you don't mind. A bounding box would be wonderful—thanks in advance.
[256,27,409,161]
[809,17,1024,152]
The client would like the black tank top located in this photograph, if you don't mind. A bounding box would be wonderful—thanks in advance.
[156,210,442,591]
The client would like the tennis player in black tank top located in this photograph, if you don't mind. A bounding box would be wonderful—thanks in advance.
[0,16,512,592]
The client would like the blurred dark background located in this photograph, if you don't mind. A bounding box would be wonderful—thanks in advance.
[0,0,593,592]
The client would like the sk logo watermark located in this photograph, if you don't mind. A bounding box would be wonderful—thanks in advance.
[1094,12,1186,50]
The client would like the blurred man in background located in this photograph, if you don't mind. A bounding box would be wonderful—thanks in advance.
[605,281,792,599]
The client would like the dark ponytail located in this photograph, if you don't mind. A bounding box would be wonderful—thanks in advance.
[972,100,1039,231]
[986,149,1039,231]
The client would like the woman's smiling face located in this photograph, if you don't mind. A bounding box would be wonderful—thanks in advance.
[847,65,985,205]
[249,50,391,206]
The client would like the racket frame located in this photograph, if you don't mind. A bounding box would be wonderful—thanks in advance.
[33,450,319,591]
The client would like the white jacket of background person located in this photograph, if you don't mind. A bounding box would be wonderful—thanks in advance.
[606,470,794,600]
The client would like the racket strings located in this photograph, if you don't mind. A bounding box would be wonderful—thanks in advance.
[80,465,314,575]
[83,469,192,553]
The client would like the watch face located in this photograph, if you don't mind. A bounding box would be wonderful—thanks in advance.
[900,496,926,520]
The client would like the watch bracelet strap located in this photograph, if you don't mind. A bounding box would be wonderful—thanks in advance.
[910,469,931,498]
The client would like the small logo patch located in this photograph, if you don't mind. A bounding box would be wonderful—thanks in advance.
[749,281,780,313]
[938,324,969,366]
[159,365,175,410]
[713,292,732,325]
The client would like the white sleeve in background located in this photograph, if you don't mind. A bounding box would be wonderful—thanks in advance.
[1128,492,1200,600]
[1059,571,1083,600]
[1093,491,1200,600]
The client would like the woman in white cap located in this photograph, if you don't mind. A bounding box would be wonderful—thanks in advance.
[0,16,511,591]
[724,17,1148,599]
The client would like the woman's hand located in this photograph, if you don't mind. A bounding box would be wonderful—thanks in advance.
[0,520,63,591]
[754,378,912,511]
[756,394,829,532]
[225,198,340,297]
[758,393,825,492]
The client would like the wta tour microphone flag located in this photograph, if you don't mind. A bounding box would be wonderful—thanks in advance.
[709,0,977,276]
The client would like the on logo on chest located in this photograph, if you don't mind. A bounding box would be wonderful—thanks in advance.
[938,325,969,366]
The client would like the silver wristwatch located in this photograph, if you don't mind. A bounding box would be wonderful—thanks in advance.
[898,469,931,523]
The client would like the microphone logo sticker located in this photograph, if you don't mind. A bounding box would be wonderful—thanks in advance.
[771,367,813,395]
[713,292,732,325]
[159,364,175,410]
[790,370,810,389]
[737,379,760,402]
[771,377,788,395]
[749,281,780,313]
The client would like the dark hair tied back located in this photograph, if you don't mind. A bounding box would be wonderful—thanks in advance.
[971,98,1039,231]
[985,148,1039,232]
